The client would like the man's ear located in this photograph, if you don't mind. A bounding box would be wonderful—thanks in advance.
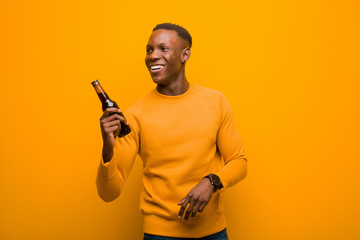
[182,47,191,63]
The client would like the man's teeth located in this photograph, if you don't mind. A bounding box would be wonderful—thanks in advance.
[150,65,164,70]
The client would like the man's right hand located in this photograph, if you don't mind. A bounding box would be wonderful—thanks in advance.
[100,108,129,163]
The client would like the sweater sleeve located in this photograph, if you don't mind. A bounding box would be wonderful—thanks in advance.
[215,94,248,190]
[95,111,140,202]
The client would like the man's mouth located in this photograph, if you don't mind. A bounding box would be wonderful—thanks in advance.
[149,64,165,72]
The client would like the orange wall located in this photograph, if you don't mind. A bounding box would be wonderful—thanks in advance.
[1,1,359,239]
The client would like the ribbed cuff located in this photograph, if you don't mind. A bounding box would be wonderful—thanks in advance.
[98,144,118,180]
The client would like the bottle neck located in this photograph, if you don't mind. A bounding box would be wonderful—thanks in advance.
[92,81,110,103]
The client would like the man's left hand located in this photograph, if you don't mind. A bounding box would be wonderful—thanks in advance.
[177,178,214,221]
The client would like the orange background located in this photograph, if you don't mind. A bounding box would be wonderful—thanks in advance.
[1,0,359,239]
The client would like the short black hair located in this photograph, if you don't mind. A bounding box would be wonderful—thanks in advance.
[153,23,192,48]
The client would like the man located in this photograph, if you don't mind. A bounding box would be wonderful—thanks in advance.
[96,23,247,240]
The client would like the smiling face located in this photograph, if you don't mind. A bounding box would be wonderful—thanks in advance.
[145,29,190,86]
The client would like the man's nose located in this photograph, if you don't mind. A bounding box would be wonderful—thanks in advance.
[149,49,160,60]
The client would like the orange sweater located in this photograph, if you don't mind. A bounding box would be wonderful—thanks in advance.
[96,83,247,238]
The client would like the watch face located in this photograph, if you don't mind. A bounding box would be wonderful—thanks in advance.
[212,175,221,186]
[208,174,221,187]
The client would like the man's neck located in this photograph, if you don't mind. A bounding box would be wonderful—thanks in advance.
[156,78,190,96]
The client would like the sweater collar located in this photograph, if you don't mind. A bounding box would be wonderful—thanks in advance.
[152,83,194,102]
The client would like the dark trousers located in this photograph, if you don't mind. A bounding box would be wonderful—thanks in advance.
[143,228,229,240]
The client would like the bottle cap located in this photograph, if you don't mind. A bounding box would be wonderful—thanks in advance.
[91,80,99,85]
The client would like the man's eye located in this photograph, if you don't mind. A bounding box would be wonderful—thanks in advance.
[146,49,152,54]
[161,47,168,51]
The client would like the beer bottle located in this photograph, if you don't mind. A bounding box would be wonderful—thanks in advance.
[91,80,131,138]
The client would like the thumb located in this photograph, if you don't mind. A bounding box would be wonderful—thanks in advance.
[177,198,185,205]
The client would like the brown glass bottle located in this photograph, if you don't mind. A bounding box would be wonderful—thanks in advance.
[91,80,131,138]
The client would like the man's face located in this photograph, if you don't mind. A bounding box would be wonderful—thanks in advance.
[145,29,187,85]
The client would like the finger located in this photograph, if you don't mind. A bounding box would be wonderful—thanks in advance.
[198,201,208,212]
[100,116,126,131]
[102,123,120,137]
[114,125,121,137]
[184,198,197,221]
[101,108,122,119]
[191,201,202,217]
[177,198,185,205]
[105,126,119,135]
[178,197,190,219]
[104,113,126,122]
[103,119,121,128]
[108,114,129,126]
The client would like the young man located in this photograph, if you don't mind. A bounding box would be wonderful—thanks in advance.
[96,23,247,240]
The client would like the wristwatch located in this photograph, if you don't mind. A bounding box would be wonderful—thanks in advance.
[204,173,223,191]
